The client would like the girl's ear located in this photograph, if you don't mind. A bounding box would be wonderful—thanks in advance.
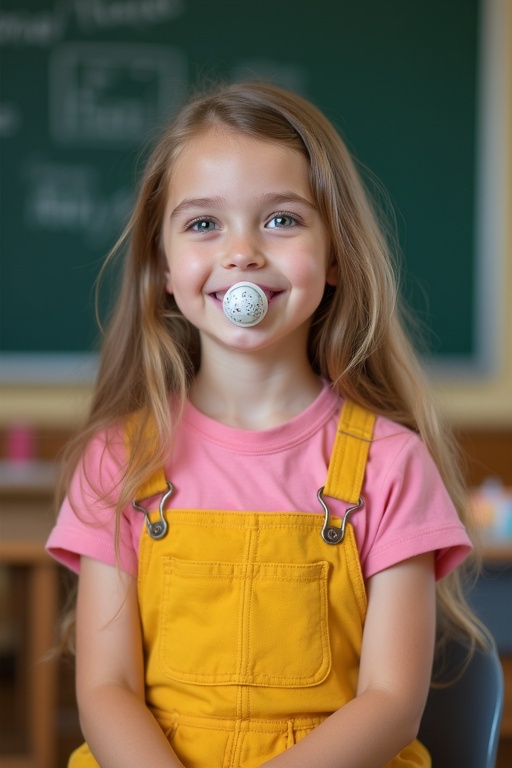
[165,271,173,295]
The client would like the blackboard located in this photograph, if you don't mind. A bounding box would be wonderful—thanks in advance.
[0,0,489,381]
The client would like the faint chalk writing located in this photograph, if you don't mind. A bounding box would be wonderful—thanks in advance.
[24,162,132,245]
[0,1,185,48]
[0,9,65,46]
[49,43,186,145]
[72,0,184,29]
[0,103,21,136]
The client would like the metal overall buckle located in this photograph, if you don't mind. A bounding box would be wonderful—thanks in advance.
[132,482,173,540]
[317,486,363,545]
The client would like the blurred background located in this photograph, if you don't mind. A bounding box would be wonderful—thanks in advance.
[0,0,511,766]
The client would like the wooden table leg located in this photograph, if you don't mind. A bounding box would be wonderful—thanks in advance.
[27,560,58,768]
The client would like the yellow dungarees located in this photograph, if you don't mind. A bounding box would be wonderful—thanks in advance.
[70,401,430,767]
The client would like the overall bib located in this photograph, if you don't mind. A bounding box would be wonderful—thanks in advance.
[70,401,430,767]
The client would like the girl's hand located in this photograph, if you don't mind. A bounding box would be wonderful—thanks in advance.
[75,557,185,768]
[259,551,436,768]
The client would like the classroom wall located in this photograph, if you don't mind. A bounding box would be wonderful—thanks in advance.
[0,0,510,431]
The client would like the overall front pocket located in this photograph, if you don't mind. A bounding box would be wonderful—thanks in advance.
[158,558,331,687]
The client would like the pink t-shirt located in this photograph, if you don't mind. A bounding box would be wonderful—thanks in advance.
[46,383,471,581]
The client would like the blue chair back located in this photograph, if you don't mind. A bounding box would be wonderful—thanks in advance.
[418,634,504,768]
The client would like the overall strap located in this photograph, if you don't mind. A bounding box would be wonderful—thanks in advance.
[324,400,376,503]
[136,466,169,502]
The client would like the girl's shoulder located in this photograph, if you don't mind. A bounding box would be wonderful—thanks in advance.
[368,412,438,486]
[331,393,426,463]
[46,420,138,576]
[371,411,423,456]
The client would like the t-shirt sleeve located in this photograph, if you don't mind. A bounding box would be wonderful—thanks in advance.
[45,430,139,576]
[357,429,472,581]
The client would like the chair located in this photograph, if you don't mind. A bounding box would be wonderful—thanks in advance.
[418,633,504,768]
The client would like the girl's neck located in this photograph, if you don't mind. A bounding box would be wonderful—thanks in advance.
[189,348,323,431]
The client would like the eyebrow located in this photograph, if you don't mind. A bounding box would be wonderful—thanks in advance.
[170,191,318,219]
[260,192,318,211]
[170,196,224,218]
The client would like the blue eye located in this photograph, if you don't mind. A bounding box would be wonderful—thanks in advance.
[267,214,298,228]
[188,219,218,232]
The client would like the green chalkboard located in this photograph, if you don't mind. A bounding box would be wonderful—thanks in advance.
[0,0,482,377]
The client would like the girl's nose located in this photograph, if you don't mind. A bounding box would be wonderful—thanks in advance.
[222,234,265,270]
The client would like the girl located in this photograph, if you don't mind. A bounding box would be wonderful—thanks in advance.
[47,81,482,768]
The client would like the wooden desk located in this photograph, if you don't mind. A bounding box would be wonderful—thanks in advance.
[0,462,59,768]
[481,540,512,562]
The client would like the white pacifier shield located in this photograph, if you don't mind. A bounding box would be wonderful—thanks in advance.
[222,282,269,327]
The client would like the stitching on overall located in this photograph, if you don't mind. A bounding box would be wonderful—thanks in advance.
[166,512,324,529]
[232,726,245,768]
[286,720,295,748]
[236,525,254,720]
[223,731,235,768]
[246,521,260,720]
[166,713,325,732]
[343,526,367,621]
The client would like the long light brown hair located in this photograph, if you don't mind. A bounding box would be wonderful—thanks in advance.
[58,81,484,649]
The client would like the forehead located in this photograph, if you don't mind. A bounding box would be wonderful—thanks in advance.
[167,127,312,200]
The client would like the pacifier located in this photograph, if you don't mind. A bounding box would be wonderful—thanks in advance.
[222,282,269,327]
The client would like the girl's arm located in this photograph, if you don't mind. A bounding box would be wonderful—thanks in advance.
[75,556,185,768]
[261,551,436,768]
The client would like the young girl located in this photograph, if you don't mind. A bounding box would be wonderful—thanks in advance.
[47,81,482,768]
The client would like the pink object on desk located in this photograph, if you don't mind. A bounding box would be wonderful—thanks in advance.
[6,423,36,463]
